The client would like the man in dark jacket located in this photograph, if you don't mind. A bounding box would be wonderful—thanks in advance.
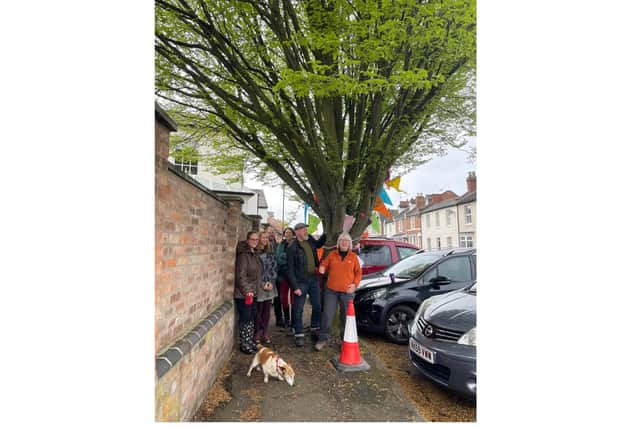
[287,222,326,347]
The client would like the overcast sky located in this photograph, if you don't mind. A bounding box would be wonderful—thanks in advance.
[246,139,476,226]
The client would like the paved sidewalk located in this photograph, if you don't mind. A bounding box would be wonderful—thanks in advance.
[204,303,424,422]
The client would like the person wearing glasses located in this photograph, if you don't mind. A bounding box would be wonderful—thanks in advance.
[234,231,263,354]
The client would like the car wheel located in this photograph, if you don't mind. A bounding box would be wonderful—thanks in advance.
[383,305,416,344]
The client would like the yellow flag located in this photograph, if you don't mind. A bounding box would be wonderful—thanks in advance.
[385,176,406,193]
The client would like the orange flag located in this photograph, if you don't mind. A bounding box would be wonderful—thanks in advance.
[373,195,392,218]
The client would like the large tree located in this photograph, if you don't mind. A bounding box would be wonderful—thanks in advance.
[156,0,476,244]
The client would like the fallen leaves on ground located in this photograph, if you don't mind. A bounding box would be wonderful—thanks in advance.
[361,334,476,422]
[240,404,261,421]
[191,362,233,421]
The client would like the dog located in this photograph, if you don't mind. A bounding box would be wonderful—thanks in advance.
[246,344,295,386]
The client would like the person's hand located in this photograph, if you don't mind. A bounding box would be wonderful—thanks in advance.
[318,266,325,274]
[293,288,302,296]
[246,292,254,297]
[346,284,356,294]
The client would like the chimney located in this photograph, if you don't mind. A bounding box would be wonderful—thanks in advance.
[415,193,426,209]
[398,200,409,209]
[466,171,476,193]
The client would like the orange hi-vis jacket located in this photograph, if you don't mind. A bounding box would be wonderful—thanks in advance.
[319,249,362,293]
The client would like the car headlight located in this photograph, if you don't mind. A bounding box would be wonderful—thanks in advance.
[457,327,476,346]
[368,288,387,299]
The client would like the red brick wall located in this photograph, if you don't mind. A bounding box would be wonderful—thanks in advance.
[155,112,260,421]
[155,122,253,353]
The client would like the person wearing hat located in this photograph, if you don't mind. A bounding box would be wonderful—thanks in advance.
[286,222,327,347]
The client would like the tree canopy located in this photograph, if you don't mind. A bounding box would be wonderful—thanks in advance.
[156,0,476,243]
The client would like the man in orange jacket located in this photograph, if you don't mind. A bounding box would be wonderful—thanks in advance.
[314,232,362,351]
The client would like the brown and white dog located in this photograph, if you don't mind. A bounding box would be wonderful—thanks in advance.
[246,344,295,386]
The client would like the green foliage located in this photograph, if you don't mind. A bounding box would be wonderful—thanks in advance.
[156,0,476,238]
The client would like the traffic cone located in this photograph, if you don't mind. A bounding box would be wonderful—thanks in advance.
[331,299,370,372]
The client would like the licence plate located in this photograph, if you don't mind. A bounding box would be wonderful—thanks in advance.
[410,338,435,364]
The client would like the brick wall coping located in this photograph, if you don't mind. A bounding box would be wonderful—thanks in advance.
[156,300,234,379]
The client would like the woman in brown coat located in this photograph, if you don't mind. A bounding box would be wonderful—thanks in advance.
[234,231,263,354]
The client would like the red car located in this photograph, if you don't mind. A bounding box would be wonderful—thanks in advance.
[358,238,420,276]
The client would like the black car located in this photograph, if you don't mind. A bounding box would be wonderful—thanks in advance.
[353,248,476,344]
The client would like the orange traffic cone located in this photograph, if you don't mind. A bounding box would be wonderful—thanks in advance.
[331,299,370,372]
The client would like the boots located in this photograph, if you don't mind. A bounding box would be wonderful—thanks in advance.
[239,321,258,354]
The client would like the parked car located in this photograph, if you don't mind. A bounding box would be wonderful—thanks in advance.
[408,282,476,399]
[358,237,420,276]
[353,248,476,344]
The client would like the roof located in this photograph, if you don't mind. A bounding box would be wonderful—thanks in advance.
[249,188,269,208]
[155,102,177,131]
[457,191,476,205]
[420,197,459,214]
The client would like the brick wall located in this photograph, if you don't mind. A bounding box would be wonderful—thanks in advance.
[155,106,255,421]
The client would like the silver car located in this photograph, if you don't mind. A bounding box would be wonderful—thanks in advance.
[408,282,476,399]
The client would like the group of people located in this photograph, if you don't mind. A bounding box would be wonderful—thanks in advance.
[233,222,362,354]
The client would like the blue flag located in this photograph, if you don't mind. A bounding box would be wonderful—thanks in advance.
[379,188,392,205]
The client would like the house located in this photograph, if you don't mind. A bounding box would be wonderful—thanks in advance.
[456,172,476,248]
[382,191,457,248]
[169,147,269,217]
[420,172,476,250]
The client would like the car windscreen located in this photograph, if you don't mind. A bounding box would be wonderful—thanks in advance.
[384,253,442,279]
[360,244,392,266]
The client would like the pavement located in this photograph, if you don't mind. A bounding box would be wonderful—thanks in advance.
[204,302,424,422]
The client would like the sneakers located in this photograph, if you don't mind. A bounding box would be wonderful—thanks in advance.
[314,340,327,351]
[295,336,305,347]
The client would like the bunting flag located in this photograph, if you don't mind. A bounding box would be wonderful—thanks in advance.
[343,214,354,233]
[385,176,407,193]
[379,187,392,205]
[371,212,381,233]
[308,213,321,234]
[373,195,392,218]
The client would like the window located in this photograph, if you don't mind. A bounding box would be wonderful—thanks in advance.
[459,235,474,248]
[425,214,430,228]
[437,237,441,250]
[435,212,440,227]
[436,256,473,282]
[446,209,452,226]
[174,154,198,175]
[465,206,473,224]
[426,238,431,250]
[398,246,416,259]
[447,236,452,248]
[360,245,392,267]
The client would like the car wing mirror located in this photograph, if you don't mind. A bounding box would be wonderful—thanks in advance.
[429,276,451,288]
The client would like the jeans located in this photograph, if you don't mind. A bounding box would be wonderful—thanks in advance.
[318,288,354,342]
[292,275,321,336]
